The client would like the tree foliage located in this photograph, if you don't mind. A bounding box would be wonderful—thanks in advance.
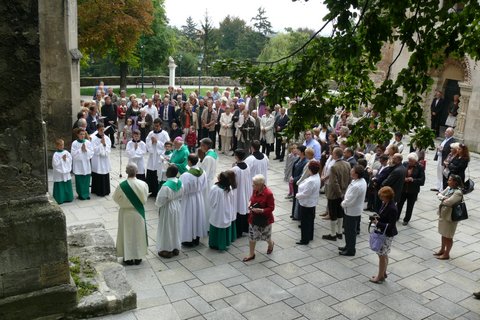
[199,12,218,75]
[251,7,274,36]
[78,0,154,89]
[258,30,312,62]
[215,0,480,150]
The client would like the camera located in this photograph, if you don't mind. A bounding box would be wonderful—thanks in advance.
[369,214,379,221]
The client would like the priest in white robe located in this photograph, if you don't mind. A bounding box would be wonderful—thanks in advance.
[231,149,252,237]
[245,140,269,185]
[91,123,112,196]
[146,119,171,197]
[179,154,208,246]
[155,165,183,258]
[126,129,147,180]
[114,163,149,265]
[199,137,218,222]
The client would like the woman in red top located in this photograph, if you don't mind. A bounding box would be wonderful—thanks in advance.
[243,174,275,262]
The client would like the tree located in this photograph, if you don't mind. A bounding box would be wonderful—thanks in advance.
[78,0,154,90]
[217,16,247,59]
[142,0,176,75]
[216,0,480,150]
[257,30,312,62]
[251,7,274,36]
[182,16,199,42]
[199,12,218,75]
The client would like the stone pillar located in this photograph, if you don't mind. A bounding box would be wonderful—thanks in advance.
[456,82,472,142]
[168,56,177,87]
[0,1,77,319]
[40,0,80,155]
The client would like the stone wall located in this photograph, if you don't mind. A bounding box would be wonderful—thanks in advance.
[0,0,77,318]
[81,76,241,87]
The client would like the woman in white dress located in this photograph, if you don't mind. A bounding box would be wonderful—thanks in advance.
[219,106,233,155]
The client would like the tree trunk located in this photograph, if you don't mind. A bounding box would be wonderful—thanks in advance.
[119,62,128,91]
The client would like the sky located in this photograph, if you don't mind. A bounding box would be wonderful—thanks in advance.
[164,0,331,34]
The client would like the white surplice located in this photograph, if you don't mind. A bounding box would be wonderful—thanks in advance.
[200,150,218,223]
[231,164,252,215]
[91,134,111,174]
[52,150,72,182]
[155,178,183,252]
[126,140,147,174]
[245,153,269,185]
[113,177,149,260]
[179,166,208,241]
[209,185,231,228]
[71,140,94,175]
[146,130,170,171]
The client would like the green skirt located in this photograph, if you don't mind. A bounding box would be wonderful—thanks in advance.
[209,225,232,251]
[53,180,74,204]
[75,174,91,200]
[228,222,237,242]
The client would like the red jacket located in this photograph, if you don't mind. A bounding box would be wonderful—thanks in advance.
[248,186,275,225]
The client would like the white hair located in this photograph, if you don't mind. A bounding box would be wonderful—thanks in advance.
[407,152,418,162]
[126,163,138,177]
[252,174,265,186]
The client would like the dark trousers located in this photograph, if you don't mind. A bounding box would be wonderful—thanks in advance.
[431,116,439,137]
[300,205,315,243]
[327,198,344,221]
[146,169,159,196]
[291,183,299,217]
[397,192,418,222]
[236,213,249,236]
[207,130,216,149]
[275,137,286,159]
[261,140,273,157]
[344,215,360,254]
[105,125,116,145]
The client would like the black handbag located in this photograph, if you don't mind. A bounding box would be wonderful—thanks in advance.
[250,202,268,227]
[462,179,475,195]
[451,201,468,222]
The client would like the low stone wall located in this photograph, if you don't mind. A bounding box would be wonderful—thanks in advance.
[81,76,240,87]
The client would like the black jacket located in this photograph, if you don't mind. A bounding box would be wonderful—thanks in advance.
[382,164,407,203]
[434,137,455,161]
[401,162,425,194]
[377,200,398,237]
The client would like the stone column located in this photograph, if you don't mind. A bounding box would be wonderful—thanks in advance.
[0,1,77,319]
[456,82,472,142]
[168,56,177,87]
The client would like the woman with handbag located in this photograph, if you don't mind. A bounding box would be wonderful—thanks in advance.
[370,186,398,284]
[434,174,464,260]
[243,174,275,262]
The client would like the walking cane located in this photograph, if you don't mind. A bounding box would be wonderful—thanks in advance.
[119,132,123,178]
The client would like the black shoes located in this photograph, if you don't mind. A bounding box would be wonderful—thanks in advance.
[339,250,355,256]
[322,234,337,241]
[296,241,309,245]
[123,259,134,265]
[336,233,343,240]
[473,292,480,299]
[338,246,345,251]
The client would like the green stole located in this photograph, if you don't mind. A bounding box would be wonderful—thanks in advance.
[119,180,148,245]
[163,178,182,191]
[188,167,203,177]
[206,149,218,160]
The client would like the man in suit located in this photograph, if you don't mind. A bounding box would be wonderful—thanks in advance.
[431,90,445,137]
[381,153,407,204]
[432,127,455,191]
[290,146,308,220]
[323,147,351,241]
[344,147,357,168]
[274,107,289,161]
[159,97,176,132]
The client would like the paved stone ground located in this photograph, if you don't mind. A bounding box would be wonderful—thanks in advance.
[49,142,480,320]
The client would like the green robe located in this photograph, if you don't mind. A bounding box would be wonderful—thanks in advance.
[170,144,190,174]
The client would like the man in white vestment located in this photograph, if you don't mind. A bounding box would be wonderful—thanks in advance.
[155,165,183,258]
[179,154,208,247]
[199,137,218,222]
[231,149,252,236]
[245,140,269,185]
[146,118,171,197]
[113,164,149,265]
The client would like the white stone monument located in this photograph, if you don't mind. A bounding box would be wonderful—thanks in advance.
[168,56,177,87]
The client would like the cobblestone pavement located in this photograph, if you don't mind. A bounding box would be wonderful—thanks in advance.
[50,143,480,320]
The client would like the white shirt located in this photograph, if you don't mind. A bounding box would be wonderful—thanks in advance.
[52,150,72,182]
[146,130,170,171]
[126,140,147,174]
[91,134,112,174]
[71,140,94,175]
[142,105,158,120]
[341,178,367,216]
[245,153,269,185]
[296,174,321,207]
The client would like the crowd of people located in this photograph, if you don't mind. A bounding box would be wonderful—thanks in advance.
[51,82,472,286]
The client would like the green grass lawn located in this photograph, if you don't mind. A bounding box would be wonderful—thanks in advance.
[80,87,232,98]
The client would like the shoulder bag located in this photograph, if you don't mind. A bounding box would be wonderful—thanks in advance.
[451,201,468,222]
[369,223,388,253]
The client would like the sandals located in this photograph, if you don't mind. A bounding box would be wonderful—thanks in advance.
[369,277,385,284]
[267,242,275,254]
[436,255,450,260]
[242,254,256,262]
[433,251,444,256]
